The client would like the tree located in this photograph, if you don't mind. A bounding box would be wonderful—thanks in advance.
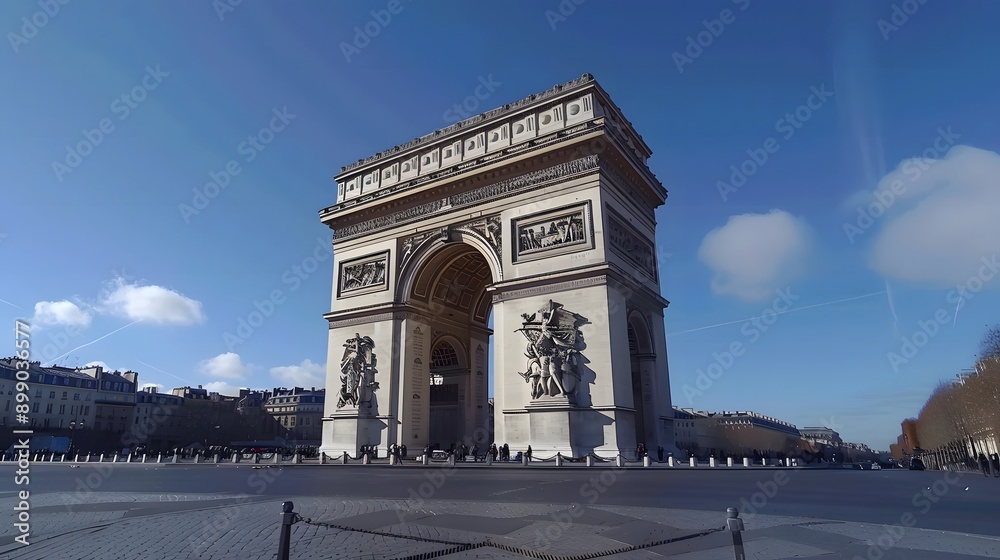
[979,325,1000,362]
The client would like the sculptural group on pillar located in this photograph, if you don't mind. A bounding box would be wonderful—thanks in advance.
[338,333,379,408]
[516,300,585,401]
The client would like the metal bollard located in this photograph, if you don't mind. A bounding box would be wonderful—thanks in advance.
[726,507,746,559]
[727,457,733,467]
[743,457,750,467]
[523,454,529,466]
[690,457,697,467]
[710,457,717,468]
[668,456,675,467]
[277,501,297,560]
[555,453,563,467]
[586,455,594,467]
[643,456,651,467]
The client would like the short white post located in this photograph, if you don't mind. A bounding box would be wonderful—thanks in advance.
[709,457,717,468]
[743,457,750,467]
[643,456,651,467]
[690,457,697,467]
[727,457,733,467]
[586,455,594,467]
[555,453,563,467]
[668,456,675,467]
[616,455,624,467]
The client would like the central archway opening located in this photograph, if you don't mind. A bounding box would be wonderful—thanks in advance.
[406,241,495,452]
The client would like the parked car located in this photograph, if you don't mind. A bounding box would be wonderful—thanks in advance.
[909,458,925,471]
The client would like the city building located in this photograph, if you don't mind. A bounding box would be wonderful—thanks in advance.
[265,387,325,445]
[673,407,802,458]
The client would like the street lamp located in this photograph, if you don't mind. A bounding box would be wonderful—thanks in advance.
[69,419,84,454]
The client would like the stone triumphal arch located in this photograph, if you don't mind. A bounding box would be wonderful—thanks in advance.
[319,75,678,457]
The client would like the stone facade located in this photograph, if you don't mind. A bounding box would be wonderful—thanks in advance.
[319,75,678,457]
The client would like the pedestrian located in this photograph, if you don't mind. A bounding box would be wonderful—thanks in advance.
[657,445,664,462]
[502,443,510,461]
[526,445,533,462]
[401,444,407,458]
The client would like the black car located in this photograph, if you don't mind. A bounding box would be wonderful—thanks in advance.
[909,458,925,470]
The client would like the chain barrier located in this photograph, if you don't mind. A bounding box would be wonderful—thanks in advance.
[286,507,726,560]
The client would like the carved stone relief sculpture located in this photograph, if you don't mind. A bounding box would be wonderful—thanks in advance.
[515,300,586,403]
[338,333,379,408]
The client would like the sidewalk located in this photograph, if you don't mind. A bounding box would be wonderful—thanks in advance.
[0,488,997,559]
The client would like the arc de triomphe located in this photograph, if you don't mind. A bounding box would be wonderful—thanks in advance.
[319,74,677,457]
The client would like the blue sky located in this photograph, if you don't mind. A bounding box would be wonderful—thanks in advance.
[3,0,999,449]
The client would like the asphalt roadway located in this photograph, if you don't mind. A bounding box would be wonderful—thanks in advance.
[4,463,996,538]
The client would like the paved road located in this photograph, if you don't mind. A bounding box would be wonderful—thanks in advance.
[3,464,994,536]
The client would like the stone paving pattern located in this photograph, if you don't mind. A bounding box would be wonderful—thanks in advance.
[1,479,999,558]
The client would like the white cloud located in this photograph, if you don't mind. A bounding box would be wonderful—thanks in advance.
[32,300,91,327]
[868,145,1000,286]
[198,352,249,380]
[270,359,326,388]
[698,210,813,301]
[99,278,205,325]
[203,381,246,397]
